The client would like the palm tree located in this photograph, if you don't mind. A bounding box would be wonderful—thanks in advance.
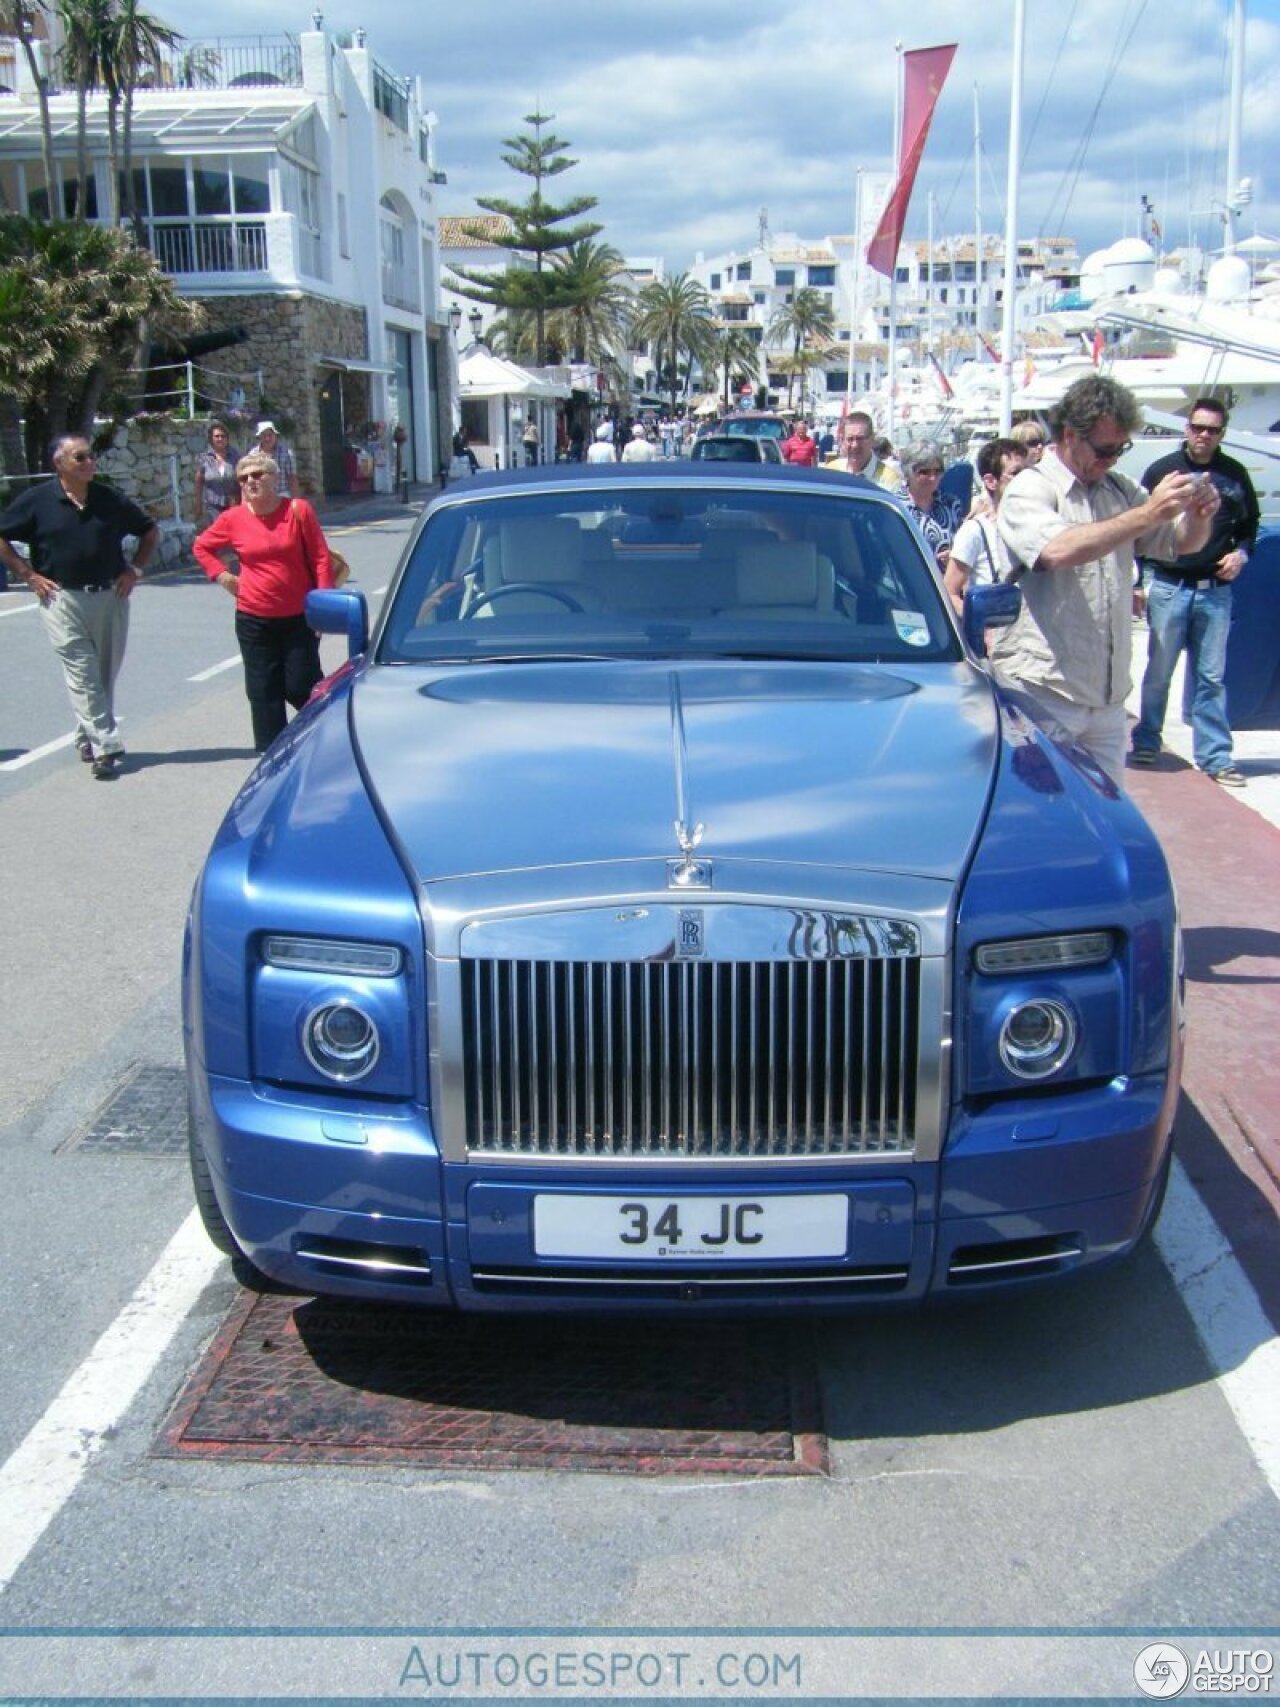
[109,0,181,233]
[545,240,628,363]
[64,0,179,227]
[0,213,199,466]
[766,285,836,408]
[56,0,111,222]
[0,0,57,215]
[628,273,716,416]
[711,324,760,411]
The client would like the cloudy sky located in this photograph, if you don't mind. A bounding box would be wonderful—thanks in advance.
[156,0,1280,269]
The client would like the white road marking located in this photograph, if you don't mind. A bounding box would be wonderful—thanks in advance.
[187,655,241,682]
[1156,1159,1280,1499]
[0,1210,222,1597]
[0,1154,1271,1608]
[0,732,75,770]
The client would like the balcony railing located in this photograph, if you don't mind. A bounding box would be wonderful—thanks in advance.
[43,36,302,95]
[148,219,269,276]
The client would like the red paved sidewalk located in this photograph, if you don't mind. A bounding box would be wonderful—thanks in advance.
[1127,760,1280,1325]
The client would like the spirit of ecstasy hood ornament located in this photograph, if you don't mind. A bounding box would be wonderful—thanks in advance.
[668,673,711,889]
[671,816,707,888]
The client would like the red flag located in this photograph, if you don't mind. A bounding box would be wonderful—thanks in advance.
[867,44,958,277]
[1091,328,1105,366]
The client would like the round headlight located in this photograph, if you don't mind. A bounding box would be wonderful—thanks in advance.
[998,999,1077,1080]
[303,1001,381,1081]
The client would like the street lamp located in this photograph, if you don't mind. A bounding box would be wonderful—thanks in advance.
[448,303,462,337]
[469,306,484,345]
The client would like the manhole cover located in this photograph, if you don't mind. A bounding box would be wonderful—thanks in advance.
[69,1065,188,1156]
[158,1292,828,1476]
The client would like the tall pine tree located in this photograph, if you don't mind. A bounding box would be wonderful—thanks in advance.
[448,111,602,366]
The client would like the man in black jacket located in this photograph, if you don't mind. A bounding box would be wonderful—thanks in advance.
[1130,397,1259,786]
[0,435,157,779]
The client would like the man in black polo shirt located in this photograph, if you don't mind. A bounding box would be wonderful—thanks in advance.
[1130,397,1259,787]
[0,434,157,778]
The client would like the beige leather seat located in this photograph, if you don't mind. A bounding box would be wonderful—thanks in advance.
[477,517,602,612]
[731,540,840,619]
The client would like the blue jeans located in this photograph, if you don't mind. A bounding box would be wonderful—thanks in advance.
[1132,575,1233,773]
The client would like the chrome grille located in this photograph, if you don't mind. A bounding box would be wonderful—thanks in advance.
[461,957,920,1159]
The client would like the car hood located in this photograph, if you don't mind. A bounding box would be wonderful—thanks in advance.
[351,659,998,884]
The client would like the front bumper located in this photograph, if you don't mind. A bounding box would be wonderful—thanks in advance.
[191,1066,1177,1311]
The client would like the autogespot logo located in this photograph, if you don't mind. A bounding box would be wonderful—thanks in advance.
[1135,1643,1191,1699]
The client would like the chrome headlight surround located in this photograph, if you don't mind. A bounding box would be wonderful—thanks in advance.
[997,998,1079,1080]
[252,934,412,1096]
[302,1000,382,1082]
[961,931,1122,1096]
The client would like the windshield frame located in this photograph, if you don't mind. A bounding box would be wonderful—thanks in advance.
[374,470,963,670]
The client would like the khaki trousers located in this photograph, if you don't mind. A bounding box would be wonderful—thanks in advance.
[39,585,129,756]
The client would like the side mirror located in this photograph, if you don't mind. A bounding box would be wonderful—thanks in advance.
[963,581,1022,655]
[306,588,369,659]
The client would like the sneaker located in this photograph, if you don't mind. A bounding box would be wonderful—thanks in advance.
[91,752,122,780]
[1129,748,1157,768]
[74,732,93,764]
[1209,766,1247,789]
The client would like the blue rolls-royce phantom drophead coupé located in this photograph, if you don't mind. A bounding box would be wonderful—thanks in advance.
[184,463,1181,1311]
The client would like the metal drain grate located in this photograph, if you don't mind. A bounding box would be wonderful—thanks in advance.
[157,1292,829,1476]
[69,1065,188,1157]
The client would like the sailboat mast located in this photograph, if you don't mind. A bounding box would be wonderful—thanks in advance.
[1224,0,1246,256]
[974,83,983,361]
[999,0,1026,433]
[887,41,903,441]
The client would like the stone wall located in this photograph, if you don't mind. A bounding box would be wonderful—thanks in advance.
[86,292,373,564]
[191,293,374,494]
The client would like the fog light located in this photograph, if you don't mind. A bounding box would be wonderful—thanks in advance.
[998,999,1077,1080]
[303,1001,381,1081]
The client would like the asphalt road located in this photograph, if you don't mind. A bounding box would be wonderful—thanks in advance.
[0,511,1275,1697]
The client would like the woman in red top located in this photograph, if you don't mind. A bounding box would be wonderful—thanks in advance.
[194,450,335,752]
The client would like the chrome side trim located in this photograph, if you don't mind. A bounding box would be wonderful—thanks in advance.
[295,1247,432,1277]
[470,1267,910,1289]
[948,1246,1083,1277]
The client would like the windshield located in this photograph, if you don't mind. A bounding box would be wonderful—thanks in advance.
[378,482,960,666]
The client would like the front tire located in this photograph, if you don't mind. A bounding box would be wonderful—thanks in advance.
[188,1107,291,1292]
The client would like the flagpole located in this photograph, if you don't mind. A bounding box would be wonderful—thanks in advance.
[973,82,983,362]
[999,0,1025,433]
[887,40,903,442]
[926,189,935,356]
[846,168,862,404]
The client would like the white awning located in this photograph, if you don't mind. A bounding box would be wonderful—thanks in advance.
[459,347,570,400]
[316,355,396,376]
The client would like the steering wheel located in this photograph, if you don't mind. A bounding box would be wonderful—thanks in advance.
[464,582,584,617]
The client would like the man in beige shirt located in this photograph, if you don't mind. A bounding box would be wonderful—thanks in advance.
[995,374,1218,787]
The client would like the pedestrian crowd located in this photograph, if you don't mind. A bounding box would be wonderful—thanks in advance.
[0,375,1260,791]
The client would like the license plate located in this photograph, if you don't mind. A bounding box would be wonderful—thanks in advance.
[532,1193,848,1261]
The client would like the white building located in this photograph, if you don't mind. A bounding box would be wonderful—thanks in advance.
[689,230,1082,409]
[0,24,450,493]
